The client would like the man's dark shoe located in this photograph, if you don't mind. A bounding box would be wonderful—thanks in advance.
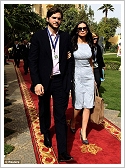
[58,152,74,162]
[44,134,52,148]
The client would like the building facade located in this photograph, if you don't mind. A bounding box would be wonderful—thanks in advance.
[32,4,53,18]
[108,35,121,45]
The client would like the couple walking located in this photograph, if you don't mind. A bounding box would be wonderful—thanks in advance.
[28,6,95,162]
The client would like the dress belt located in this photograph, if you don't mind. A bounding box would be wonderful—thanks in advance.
[50,74,61,79]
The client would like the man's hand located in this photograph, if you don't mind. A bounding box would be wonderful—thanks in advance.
[35,84,44,96]
[67,51,71,59]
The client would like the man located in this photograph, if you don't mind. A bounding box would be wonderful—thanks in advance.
[21,39,30,74]
[12,39,21,68]
[28,7,74,162]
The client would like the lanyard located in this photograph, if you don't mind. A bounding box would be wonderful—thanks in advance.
[47,28,59,53]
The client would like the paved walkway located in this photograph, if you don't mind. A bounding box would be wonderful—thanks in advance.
[103,52,117,55]
[4,61,36,164]
[4,60,121,164]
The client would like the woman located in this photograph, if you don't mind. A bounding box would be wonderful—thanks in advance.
[92,33,105,89]
[70,21,95,145]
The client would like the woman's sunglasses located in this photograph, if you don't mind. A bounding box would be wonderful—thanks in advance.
[93,38,98,40]
[77,27,87,31]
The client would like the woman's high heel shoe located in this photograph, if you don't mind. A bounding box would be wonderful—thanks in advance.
[80,129,89,145]
[70,120,76,134]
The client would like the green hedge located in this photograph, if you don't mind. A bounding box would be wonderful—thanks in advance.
[4,143,15,155]
[109,44,118,53]
[105,61,121,70]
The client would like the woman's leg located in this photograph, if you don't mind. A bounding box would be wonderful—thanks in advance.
[70,109,81,129]
[81,108,90,140]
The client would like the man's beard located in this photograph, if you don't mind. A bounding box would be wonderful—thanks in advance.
[48,22,60,31]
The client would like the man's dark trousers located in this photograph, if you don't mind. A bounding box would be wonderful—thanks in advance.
[38,75,69,155]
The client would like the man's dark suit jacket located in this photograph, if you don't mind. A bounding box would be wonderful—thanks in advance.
[28,28,74,93]
[12,44,21,57]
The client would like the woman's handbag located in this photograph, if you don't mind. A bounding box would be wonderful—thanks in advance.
[90,86,104,124]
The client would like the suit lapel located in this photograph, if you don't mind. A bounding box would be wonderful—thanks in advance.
[59,30,64,62]
[42,28,52,58]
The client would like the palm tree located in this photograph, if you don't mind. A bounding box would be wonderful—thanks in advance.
[98,4,114,22]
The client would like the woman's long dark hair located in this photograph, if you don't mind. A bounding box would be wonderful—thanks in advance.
[70,21,94,57]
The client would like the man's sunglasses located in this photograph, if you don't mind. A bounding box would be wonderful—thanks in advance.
[93,38,98,40]
[77,27,87,31]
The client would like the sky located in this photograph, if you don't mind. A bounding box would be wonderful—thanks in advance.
[89,3,122,34]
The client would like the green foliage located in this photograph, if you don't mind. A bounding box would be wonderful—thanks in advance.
[105,61,121,70]
[105,41,112,50]
[101,54,121,116]
[103,54,121,62]
[89,22,98,34]
[97,4,115,19]
[100,70,121,112]
[97,17,120,42]
[58,4,95,34]
[4,4,13,9]
[109,44,118,53]
[54,4,75,13]
[4,143,15,155]
[78,4,94,24]
[4,4,45,46]
[60,7,78,33]
[78,8,88,23]
[103,54,121,70]
[4,17,12,29]
[4,3,120,50]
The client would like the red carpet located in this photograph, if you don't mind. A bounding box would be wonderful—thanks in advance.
[15,60,121,164]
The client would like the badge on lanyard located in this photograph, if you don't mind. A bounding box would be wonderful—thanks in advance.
[47,28,59,53]
[54,55,58,59]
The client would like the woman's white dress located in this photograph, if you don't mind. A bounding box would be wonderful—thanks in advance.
[72,43,94,109]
